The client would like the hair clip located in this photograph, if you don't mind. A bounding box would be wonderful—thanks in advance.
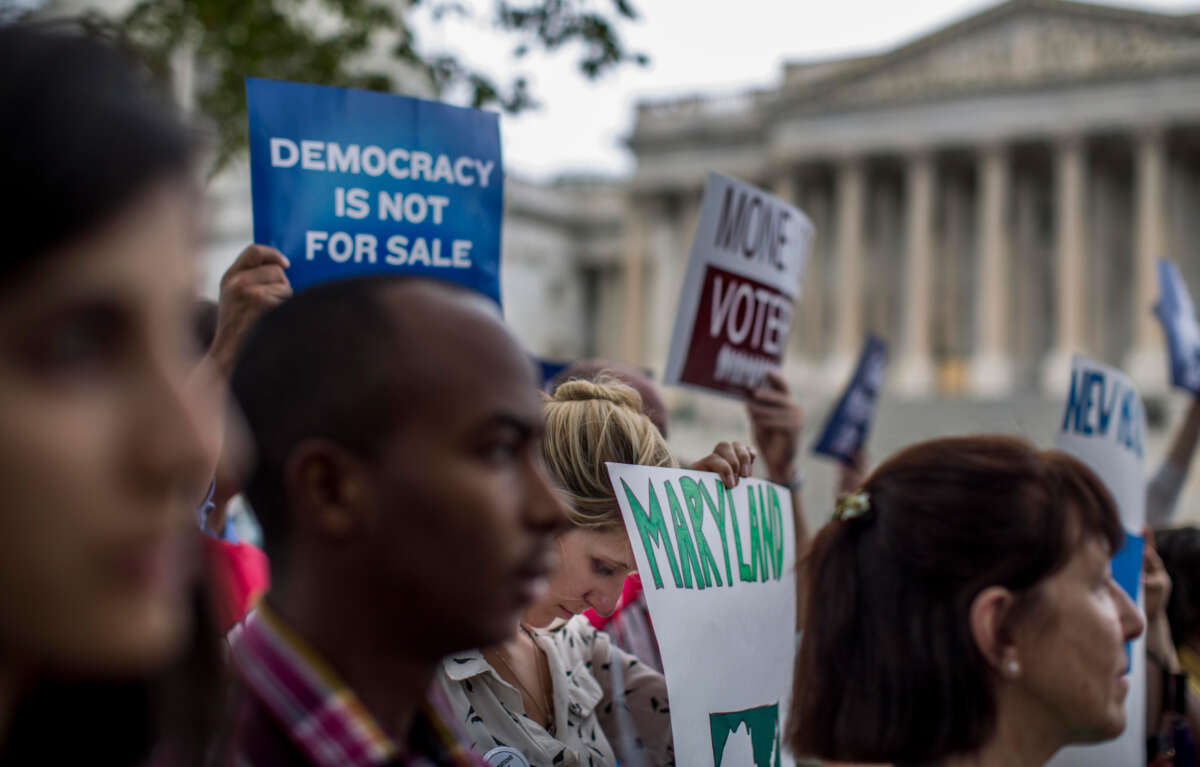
[834,490,871,521]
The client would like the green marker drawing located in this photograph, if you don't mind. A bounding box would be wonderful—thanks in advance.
[758,485,776,581]
[709,703,781,767]
[747,485,763,583]
[698,478,734,585]
[768,486,784,577]
[731,486,754,582]
[664,479,703,589]
[680,476,723,588]
[622,477,682,589]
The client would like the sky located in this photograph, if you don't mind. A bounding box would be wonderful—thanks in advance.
[415,0,1199,182]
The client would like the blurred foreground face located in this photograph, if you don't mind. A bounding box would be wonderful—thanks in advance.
[0,181,215,674]
[1015,534,1144,742]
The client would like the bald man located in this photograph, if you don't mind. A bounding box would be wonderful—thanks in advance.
[221,277,567,767]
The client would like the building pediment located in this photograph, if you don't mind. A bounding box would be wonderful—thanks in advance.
[778,0,1200,112]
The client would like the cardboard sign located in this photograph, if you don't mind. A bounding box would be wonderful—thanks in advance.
[1050,355,1146,767]
[812,335,887,464]
[246,78,504,303]
[1154,259,1200,394]
[605,462,797,767]
[664,173,813,399]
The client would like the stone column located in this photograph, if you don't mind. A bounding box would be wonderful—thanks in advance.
[894,151,936,397]
[801,186,830,359]
[621,198,648,366]
[773,170,819,384]
[826,158,865,386]
[647,197,684,376]
[671,189,705,410]
[1041,136,1088,395]
[772,171,801,210]
[969,144,1015,397]
[1125,126,1169,391]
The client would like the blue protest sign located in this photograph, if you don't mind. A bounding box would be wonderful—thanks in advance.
[536,358,572,391]
[246,78,503,304]
[1154,259,1200,394]
[812,335,887,465]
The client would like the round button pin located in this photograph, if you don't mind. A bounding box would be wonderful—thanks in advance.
[482,746,531,767]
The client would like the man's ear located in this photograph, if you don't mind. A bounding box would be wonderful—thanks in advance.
[969,585,1022,678]
[284,439,372,544]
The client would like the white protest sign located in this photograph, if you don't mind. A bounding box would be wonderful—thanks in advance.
[1050,354,1146,767]
[605,462,797,767]
[663,173,813,399]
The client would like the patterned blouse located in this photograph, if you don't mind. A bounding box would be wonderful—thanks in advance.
[436,615,674,767]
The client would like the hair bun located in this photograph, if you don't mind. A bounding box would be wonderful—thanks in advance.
[550,376,644,414]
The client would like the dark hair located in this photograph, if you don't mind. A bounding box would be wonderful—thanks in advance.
[0,22,192,278]
[231,277,423,564]
[787,435,1123,765]
[1156,526,1200,647]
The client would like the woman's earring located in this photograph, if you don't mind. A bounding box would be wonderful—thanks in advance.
[1004,658,1021,678]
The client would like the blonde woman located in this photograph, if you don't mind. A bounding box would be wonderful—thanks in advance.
[437,378,755,767]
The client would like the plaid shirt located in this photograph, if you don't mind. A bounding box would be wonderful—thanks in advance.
[224,606,487,767]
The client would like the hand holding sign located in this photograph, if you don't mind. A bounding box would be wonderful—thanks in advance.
[208,244,292,377]
[747,370,804,484]
[1154,259,1200,394]
[690,440,757,489]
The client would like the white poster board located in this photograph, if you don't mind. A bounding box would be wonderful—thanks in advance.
[1050,354,1147,767]
[605,462,797,767]
[663,173,813,399]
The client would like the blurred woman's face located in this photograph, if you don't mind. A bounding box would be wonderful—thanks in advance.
[1012,534,1145,743]
[525,526,635,627]
[0,180,218,675]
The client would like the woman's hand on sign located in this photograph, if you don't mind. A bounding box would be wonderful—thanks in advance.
[209,244,292,378]
[691,441,756,488]
[746,369,803,484]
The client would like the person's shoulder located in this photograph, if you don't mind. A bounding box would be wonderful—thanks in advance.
[437,649,491,686]
[541,614,604,659]
[544,614,597,638]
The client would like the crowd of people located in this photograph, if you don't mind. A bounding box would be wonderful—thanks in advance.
[5,19,1200,767]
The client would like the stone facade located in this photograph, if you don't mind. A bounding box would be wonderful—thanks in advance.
[51,0,1200,524]
[626,0,1200,403]
[619,0,1200,525]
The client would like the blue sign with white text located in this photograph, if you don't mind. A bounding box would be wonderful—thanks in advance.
[813,335,888,465]
[1154,259,1200,394]
[246,78,503,304]
[536,358,572,391]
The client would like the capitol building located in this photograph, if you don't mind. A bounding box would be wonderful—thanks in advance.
[211,0,1200,523]
[55,0,1200,523]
